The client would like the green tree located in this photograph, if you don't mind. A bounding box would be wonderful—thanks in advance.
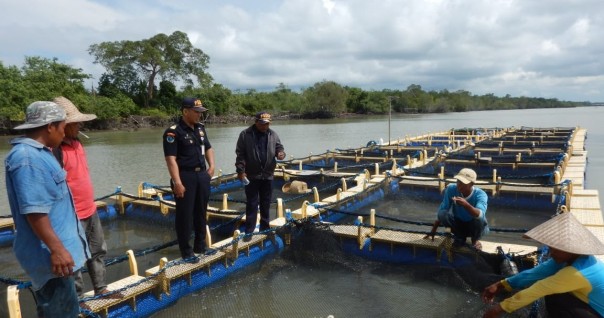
[0,62,28,119]
[302,81,348,118]
[21,56,90,101]
[89,31,212,107]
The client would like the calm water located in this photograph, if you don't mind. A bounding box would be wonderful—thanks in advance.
[1,107,603,317]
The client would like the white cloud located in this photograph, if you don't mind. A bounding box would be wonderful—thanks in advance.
[1,0,603,102]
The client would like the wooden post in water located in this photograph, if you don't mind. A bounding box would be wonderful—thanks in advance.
[313,187,319,203]
[277,198,283,219]
[222,193,229,211]
[357,216,364,250]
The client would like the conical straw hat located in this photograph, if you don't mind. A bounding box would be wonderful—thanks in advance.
[523,212,604,255]
[53,96,97,123]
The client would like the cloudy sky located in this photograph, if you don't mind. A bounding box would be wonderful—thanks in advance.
[1,0,603,102]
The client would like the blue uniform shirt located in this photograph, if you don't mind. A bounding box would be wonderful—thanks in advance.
[163,119,212,170]
[5,137,89,290]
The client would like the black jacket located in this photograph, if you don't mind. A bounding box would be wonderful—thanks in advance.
[235,125,284,180]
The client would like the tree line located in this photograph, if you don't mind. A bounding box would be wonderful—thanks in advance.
[0,31,590,127]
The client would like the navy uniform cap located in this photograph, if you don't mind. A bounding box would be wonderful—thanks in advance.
[182,98,207,112]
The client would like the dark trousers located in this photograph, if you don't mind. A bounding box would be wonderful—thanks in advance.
[75,212,107,295]
[244,179,273,234]
[546,293,602,318]
[173,170,210,258]
[439,213,487,243]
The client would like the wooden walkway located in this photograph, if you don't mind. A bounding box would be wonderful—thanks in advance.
[331,127,603,258]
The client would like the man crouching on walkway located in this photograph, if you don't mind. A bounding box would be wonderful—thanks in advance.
[425,168,489,249]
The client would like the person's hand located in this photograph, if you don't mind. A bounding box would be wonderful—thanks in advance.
[237,172,247,181]
[482,303,504,318]
[424,232,435,241]
[453,196,470,208]
[173,182,185,198]
[207,166,215,177]
[50,247,75,277]
[482,281,502,304]
[277,151,285,160]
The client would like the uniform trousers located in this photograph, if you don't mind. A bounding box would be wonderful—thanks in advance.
[173,170,210,258]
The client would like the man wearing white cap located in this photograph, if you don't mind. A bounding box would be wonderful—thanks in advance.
[426,168,489,249]
[5,101,89,317]
[482,212,604,317]
[52,97,117,299]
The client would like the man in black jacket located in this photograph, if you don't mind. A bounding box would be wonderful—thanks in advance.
[235,111,285,241]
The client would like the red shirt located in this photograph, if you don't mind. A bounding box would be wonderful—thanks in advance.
[60,138,96,220]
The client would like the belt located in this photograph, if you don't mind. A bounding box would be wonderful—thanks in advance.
[181,166,204,172]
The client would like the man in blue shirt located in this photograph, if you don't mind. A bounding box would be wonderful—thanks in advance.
[425,168,489,249]
[5,101,89,317]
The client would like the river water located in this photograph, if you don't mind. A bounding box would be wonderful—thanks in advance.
[1,106,603,317]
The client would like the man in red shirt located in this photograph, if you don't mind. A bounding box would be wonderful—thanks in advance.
[53,96,114,298]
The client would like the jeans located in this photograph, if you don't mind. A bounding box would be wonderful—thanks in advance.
[34,276,79,317]
[75,212,108,295]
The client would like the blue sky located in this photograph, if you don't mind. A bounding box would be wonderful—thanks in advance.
[1,0,603,102]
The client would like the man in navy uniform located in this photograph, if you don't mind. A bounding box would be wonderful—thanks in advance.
[163,98,215,262]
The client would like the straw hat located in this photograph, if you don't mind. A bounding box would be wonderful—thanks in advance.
[53,96,97,123]
[282,181,311,194]
[523,212,604,255]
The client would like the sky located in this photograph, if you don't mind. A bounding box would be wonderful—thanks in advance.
[1,0,603,102]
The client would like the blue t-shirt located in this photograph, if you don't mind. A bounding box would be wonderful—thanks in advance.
[5,137,89,290]
[437,183,488,222]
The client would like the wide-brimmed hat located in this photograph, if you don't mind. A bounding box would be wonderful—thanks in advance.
[14,101,66,130]
[282,181,311,194]
[454,168,477,184]
[53,96,97,123]
[523,212,604,255]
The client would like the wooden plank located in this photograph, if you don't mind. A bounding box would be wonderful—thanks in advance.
[81,276,158,315]
[371,229,445,249]
[570,196,601,210]
[480,240,539,255]
[571,209,604,226]
[330,224,372,238]
[0,217,15,231]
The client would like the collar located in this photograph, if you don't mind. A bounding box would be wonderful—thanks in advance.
[179,118,200,131]
[10,137,45,149]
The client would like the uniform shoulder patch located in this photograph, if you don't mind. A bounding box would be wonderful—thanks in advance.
[170,125,177,129]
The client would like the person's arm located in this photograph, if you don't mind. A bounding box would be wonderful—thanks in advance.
[424,220,440,241]
[205,148,215,177]
[27,213,75,277]
[454,187,488,218]
[235,132,247,181]
[499,266,588,313]
[274,132,285,160]
[165,156,185,198]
